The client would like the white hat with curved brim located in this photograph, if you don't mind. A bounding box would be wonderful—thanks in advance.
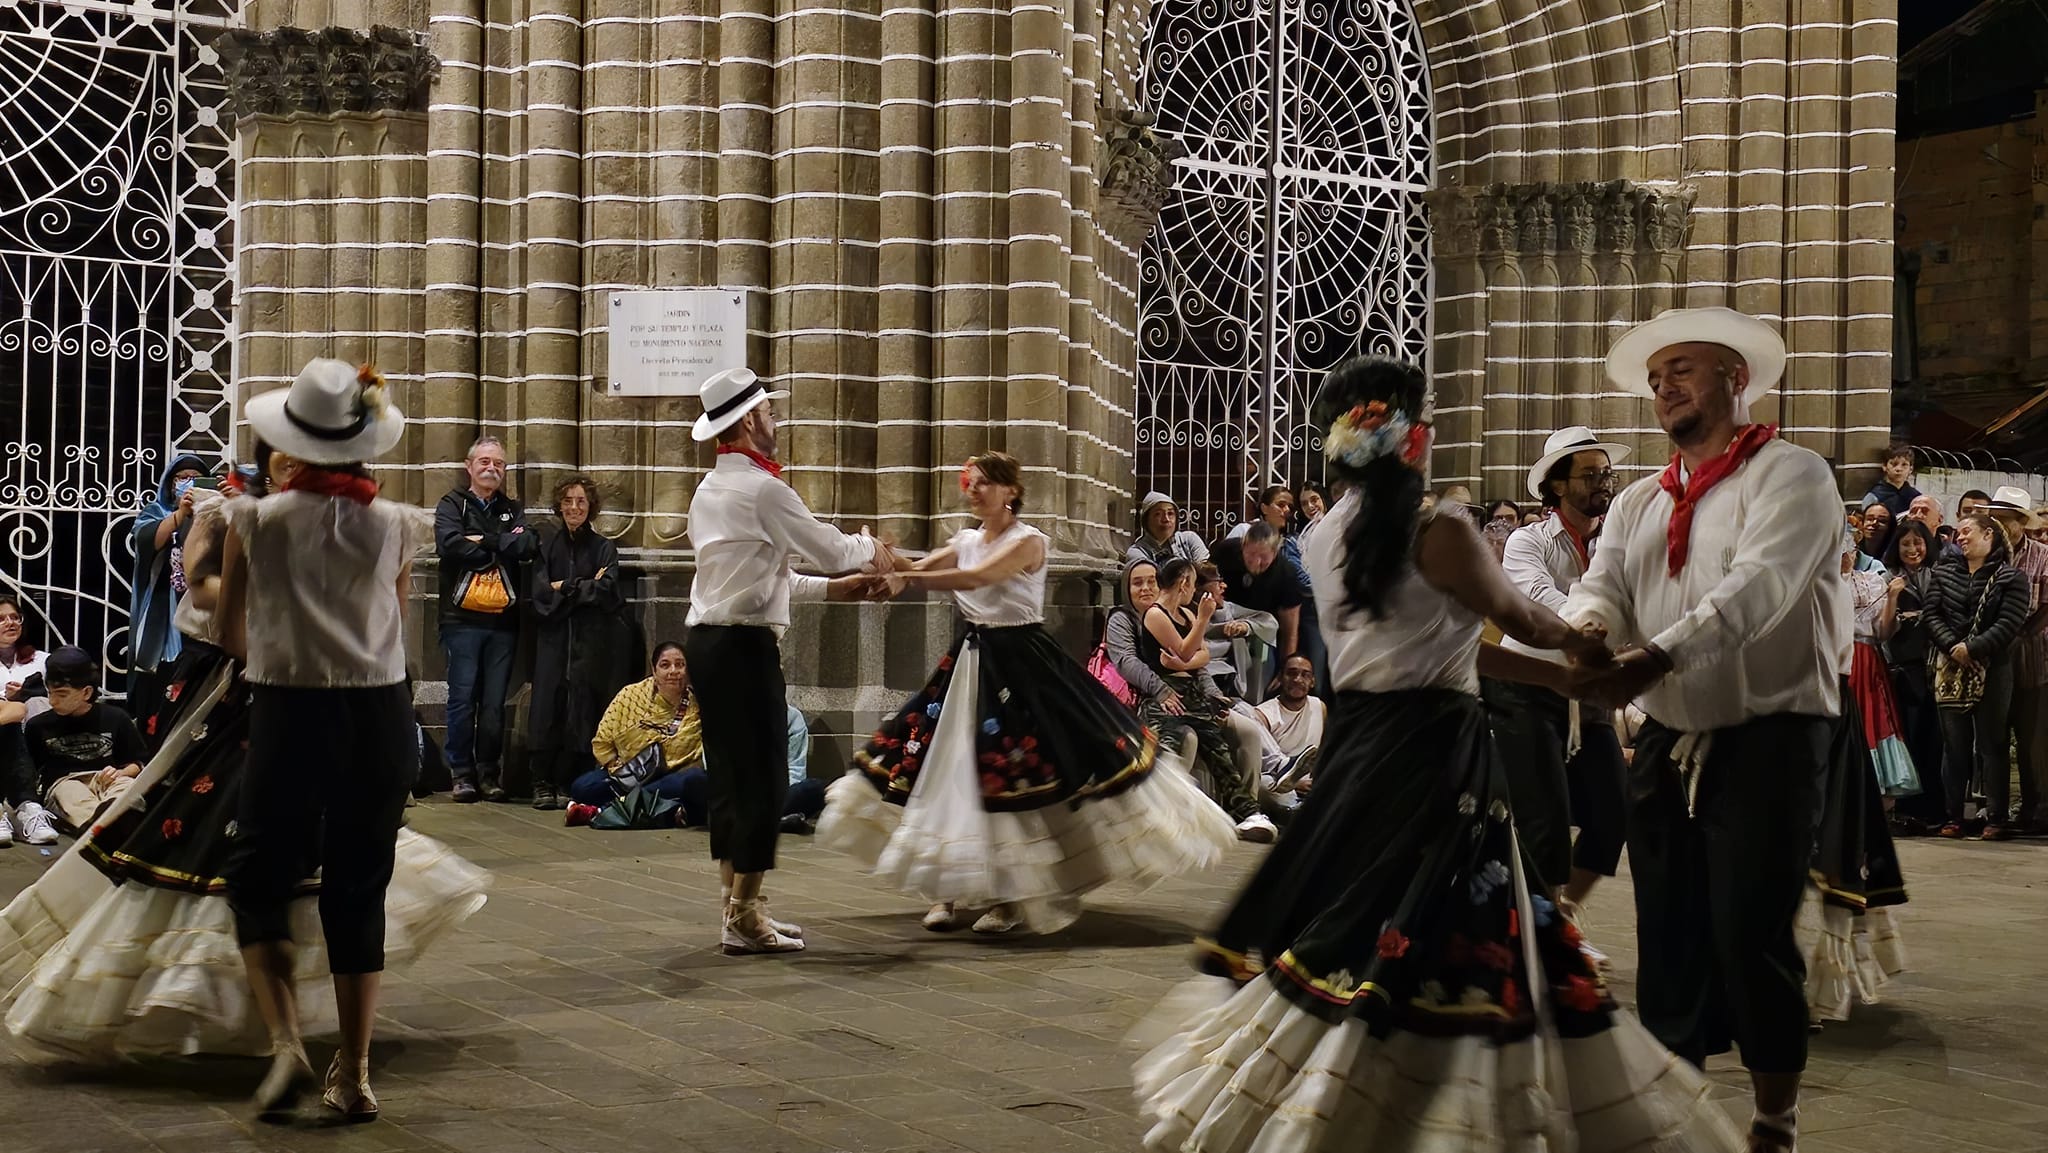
[1987,485,2044,531]
[245,358,406,466]
[1604,306,1787,402]
[1525,426,1631,499]
[691,366,789,442]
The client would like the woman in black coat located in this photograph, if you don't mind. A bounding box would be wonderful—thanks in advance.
[1883,519,1943,829]
[527,476,633,810]
[1923,513,2031,840]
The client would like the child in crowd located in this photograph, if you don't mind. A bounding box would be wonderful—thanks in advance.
[1862,444,1921,519]
[22,647,147,832]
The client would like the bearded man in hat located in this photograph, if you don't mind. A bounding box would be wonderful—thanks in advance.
[685,367,888,956]
[1482,425,1632,920]
[1987,486,2048,831]
[1564,307,1847,1153]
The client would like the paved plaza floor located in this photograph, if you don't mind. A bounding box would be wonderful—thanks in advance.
[3,800,2045,1153]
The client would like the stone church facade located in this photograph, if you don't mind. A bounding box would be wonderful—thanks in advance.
[219,0,1897,763]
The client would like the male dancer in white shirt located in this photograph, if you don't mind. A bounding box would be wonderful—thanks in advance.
[1484,426,1632,918]
[1566,308,1845,1153]
[687,368,886,955]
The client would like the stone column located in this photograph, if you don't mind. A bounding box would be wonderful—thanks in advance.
[874,0,937,551]
[422,0,484,487]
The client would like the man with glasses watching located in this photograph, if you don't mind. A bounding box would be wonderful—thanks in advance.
[1482,426,1633,923]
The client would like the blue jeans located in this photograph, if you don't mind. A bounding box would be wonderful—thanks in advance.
[568,766,827,825]
[440,622,516,783]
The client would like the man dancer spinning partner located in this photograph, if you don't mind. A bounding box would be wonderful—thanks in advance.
[1484,426,1632,919]
[1567,308,1844,1153]
[686,367,887,955]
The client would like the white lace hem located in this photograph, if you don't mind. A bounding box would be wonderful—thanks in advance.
[1799,885,1906,1025]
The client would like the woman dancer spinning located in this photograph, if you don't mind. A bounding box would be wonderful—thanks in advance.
[821,452,1236,934]
[0,452,486,1066]
[1135,357,1743,1153]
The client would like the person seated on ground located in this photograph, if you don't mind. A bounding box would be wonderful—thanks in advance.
[21,646,147,834]
[1253,654,1323,803]
[2,593,52,847]
[1128,491,1210,565]
[1194,563,1297,811]
[676,705,824,835]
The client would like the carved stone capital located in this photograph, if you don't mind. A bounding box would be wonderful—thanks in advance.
[1427,180,1694,259]
[1098,104,1186,245]
[221,25,438,120]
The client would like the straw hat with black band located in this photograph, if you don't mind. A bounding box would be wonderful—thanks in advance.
[692,367,790,442]
[245,358,406,466]
[1526,426,1631,501]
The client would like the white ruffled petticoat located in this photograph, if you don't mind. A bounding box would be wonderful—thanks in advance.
[2,830,489,1062]
[1799,885,1906,1025]
[1134,977,1744,1153]
[819,641,1237,932]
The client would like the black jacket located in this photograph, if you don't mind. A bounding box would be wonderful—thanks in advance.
[527,524,634,750]
[434,487,540,629]
[1885,565,1936,666]
[1923,558,2030,666]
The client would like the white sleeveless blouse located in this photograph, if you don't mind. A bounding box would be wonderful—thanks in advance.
[952,521,1047,627]
[1303,491,1481,695]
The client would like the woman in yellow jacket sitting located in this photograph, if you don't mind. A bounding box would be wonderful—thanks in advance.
[567,641,824,833]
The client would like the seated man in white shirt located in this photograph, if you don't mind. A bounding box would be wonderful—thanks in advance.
[1567,307,1843,1153]
[1252,655,1323,802]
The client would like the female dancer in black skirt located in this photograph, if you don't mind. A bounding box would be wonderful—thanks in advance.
[0,464,486,1063]
[820,452,1235,934]
[1135,357,1744,1153]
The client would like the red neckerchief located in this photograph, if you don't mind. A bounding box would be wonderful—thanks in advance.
[1657,423,1777,577]
[283,466,380,506]
[1558,514,1594,572]
[716,443,782,479]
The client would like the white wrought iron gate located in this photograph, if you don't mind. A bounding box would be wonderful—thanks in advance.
[0,0,235,695]
[1137,0,1432,537]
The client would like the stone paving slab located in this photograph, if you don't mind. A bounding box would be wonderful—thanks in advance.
[3,800,2047,1153]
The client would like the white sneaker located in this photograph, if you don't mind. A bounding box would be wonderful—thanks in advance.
[1235,812,1278,843]
[0,810,13,846]
[15,802,58,846]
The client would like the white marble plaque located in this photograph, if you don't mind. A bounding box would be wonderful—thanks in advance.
[607,290,747,397]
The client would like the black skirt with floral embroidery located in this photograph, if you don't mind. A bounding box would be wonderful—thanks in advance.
[849,622,1160,813]
[1196,687,1619,1041]
[78,643,306,899]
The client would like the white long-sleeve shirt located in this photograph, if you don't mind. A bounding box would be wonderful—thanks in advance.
[1498,515,1593,663]
[1562,437,1846,732]
[686,454,879,635]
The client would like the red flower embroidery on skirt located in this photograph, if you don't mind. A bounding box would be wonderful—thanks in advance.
[1475,941,1516,972]
[145,715,158,736]
[1559,975,1603,1012]
[1375,929,1411,959]
[166,682,184,702]
[191,776,215,795]
[937,655,954,671]
[1499,978,1521,1016]
[161,818,184,840]
[1560,920,1584,948]
[980,772,1008,795]
[1507,909,1520,939]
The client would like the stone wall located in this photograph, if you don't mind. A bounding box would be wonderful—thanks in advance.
[1895,108,2047,420]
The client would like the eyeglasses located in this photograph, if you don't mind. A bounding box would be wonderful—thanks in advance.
[1568,470,1618,487]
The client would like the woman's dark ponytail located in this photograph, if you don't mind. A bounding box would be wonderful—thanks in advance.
[1313,355,1429,621]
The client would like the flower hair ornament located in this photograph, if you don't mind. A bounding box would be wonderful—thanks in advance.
[959,459,976,492]
[1323,399,1428,469]
[357,363,391,419]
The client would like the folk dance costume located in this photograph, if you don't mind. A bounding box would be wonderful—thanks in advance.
[820,520,1236,934]
[1846,562,1920,796]
[1565,309,1843,1088]
[0,489,487,1063]
[1483,427,1632,892]
[1137,416,1738,1151]
[685,368,881,954]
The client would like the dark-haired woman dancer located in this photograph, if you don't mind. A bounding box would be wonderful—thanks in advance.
[821,452,1235,935]
[1135,357,1743,1152]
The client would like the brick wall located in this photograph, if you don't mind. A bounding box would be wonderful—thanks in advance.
[1896,118,2042,389]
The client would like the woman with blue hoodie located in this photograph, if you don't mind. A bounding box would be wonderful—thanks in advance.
[128,453,206,719]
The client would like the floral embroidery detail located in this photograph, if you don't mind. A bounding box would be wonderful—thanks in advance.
[145,715,158,737]
[1468,860,1510,903]
[1375,927,1411,959]
[1559,974,1604,1012]
[1560,919,1585,949]
[926,702,942,718]
[191,776,215,795]
[1499,978,1521,1016]
[1456,791,1477,815]
[1530,893,1557,928]
[1459,986,1492,1007]
[981,718,1000,735]
[1488,798,1509,822]
[1419,980,1448,1005]
[161,818,184,841]
[1322,968,1359,996]
[224,820,239,838]
[998,688,1011,704]
[904,740,921,754]
[166,682,184,702]
[1474,941,1516,972]
[937,655,954,671]
[190,724,208,742]
[981,772,1008,795]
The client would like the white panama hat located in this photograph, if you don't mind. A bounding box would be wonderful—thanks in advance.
[691,366,789,442]
[1604,307,1787,404]
[1525,426,1631,500]
[1986,485,2044,531]
[245,358,405,466]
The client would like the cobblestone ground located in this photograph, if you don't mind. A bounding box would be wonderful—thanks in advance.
[3,802,2045,1153]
